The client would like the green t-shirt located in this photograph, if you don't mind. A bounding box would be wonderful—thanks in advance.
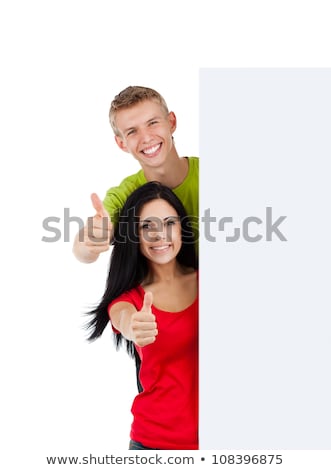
[103,156,199,241]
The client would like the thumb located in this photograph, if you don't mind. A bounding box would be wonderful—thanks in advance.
[142,291,153,312]
[91,193,109,218]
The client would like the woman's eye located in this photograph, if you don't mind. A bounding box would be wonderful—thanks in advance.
[166,218,179,226]
[127,129,135,136]
[141,222,157,230]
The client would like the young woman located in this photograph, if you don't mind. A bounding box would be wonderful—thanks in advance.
[86,181,198,450]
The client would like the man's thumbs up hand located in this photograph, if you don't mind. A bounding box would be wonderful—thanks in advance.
[81,193,113,256]
[131,292,158,347]
[91,193,110,218]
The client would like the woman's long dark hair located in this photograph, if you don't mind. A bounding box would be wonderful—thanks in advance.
[85,181,197,356]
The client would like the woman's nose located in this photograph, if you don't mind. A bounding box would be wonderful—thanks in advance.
[154,222,169,241]
[154,230,167,241]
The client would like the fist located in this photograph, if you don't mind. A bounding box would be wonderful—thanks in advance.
[131,292,158,347]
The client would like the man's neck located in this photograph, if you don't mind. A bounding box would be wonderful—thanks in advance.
[143,154,189,189]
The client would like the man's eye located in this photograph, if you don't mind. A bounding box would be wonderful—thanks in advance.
[127,129,135,136]
[149,120,158,125]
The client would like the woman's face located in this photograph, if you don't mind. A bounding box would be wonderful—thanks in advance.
[138,198,182,265]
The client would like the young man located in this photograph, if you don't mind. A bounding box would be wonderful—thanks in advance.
[73,86,199,263]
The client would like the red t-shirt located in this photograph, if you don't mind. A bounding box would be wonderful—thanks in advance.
[109,283,198,450]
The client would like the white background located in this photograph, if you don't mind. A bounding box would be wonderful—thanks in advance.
[1,0,331,468]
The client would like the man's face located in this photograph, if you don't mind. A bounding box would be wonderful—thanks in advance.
[114,100,177,169]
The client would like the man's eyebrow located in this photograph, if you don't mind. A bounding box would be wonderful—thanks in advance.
[124,115,164,134]
[146,115,162,122]
[123,125,136,134]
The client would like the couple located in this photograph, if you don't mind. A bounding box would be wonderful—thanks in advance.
[87,181,198,450]
[76,86,199,450]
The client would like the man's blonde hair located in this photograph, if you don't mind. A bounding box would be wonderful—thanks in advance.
[109,86,169,136]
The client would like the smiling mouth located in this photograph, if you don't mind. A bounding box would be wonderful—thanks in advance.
[150,244,171,252]
[142,143,161,156]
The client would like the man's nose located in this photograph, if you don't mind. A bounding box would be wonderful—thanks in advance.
[140,128,153,143]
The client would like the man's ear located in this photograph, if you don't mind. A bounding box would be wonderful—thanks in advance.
[168,111,177,134]
[115,135,129,153]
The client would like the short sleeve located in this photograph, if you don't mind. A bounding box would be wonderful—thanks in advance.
[103,171,146,226]
[107,287,144,333]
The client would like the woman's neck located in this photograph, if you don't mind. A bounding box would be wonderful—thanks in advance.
[143,260,184,285]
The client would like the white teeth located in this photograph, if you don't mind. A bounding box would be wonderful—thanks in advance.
[143,144,160,155]
[151,245,169,251]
